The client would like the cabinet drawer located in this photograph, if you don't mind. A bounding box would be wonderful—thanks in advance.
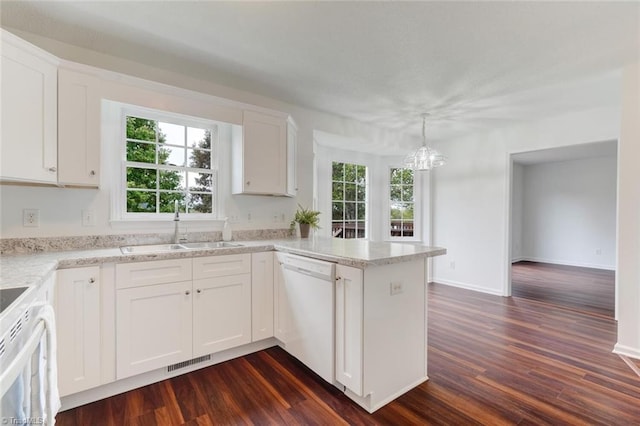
[193,254,251,279]
[116,258,192,289]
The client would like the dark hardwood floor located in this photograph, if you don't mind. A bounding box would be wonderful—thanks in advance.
[57,282,639,425]
[512,261,615,318]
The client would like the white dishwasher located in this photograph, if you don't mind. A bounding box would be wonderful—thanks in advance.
[276,252,335,384]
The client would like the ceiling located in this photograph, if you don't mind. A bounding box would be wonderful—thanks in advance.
[1,1,639,145]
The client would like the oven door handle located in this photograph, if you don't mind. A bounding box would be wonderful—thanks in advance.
[0,320,46,398]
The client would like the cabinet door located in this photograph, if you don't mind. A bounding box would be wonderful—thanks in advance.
[251,252,274,341]
[335,264,364,396]
[116,281,193,379]
[193,273,251,357]
[58,68,101,186]
[56,267,101,396]
[238,110,287,195]
[0,31,57,183]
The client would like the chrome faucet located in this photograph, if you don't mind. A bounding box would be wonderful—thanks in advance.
[173,200,181,244]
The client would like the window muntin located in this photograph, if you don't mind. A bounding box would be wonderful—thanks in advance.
[124,115,217,215]
[332,161,367,239]
[389,167,414,238]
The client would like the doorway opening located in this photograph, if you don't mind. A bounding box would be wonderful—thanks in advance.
[506,141,618,318]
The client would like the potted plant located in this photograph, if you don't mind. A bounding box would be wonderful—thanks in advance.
[290,204,321,238]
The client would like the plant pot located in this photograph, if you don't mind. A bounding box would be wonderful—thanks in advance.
[299,223,311,238]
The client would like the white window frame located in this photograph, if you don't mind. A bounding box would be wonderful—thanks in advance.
[386,165,422,242]
[331,161,368,240]
[108,102,227,223]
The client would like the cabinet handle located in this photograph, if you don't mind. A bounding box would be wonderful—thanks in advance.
[185,290,191,295]
[88,277,95,284]
[246,181,251,186]
[48,167,57,172]
[335,276,341,281]
[89,170,96,176]
[197,289,202,294]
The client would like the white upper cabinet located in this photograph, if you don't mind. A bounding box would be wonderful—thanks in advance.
[1,30,58,184]
[58,67,101,187]
[232,110,297,196]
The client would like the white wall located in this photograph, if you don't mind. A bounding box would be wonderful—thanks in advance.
[517,157,617,269]
[0,31,416,239]
[615,62,640,359]
[511,163,524,260]
[431,106,620,296]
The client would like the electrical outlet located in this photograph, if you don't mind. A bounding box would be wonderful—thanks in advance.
[390,281,403,296]
[82,209,96,226]
[23,209,40,227]
[450,261,456,270]
[595,248,602,255]
[247,212,252,222]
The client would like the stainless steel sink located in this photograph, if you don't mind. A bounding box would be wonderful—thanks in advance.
[120,244,187,254]
[181,242,243,249]
[120,241,243,254]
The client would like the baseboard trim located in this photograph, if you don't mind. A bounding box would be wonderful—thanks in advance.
[613,343,640,360]
[432,278,504,297]
[514,257,615,271]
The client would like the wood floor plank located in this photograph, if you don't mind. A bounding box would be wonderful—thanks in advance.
[57,263,639,425]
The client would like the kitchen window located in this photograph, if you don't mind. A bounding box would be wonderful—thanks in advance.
[122,112,218,217]
[389,167,415,238]
[332,161,367,239]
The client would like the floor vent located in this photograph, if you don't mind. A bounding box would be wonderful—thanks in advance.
[167,354,211,372]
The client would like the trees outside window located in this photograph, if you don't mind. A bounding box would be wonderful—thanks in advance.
[125,115,216,215]
[389,167,414,237]
[332,161,367,239]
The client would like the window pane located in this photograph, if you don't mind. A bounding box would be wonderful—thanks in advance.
[402,185,414,202]
[345,183,356,201]
[159,170,184,191]
[345,202,356,220]
[188,127,208,149]
[127,167,156,189]
[356,184,366,201]
[188,172,213,192]
[332,221,345,238]
[390,185,401,202]
[332,162,344,181]
[159,192,185,213]
[126,117,156,141]
[390,206,402,220]
[402,169,414,185]
[159,122,185,146]
[357,203,366,220]
[189,193,212,213]
[127,191,156,213]
[332,182,344,201]
[356,165,366,185]
[402,221,414,237]
[402,203,414,220]
[188,148,211,169]
[345,163,357,182]
[162,146,186,167]
[332,202,344,221]
[127,141,156,163]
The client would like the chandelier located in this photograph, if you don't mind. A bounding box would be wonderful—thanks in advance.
[404,114,446,171]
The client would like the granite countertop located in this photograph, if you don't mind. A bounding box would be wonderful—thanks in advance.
[0,237,446,289]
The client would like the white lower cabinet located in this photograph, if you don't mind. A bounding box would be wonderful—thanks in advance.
[116,280,193,379]
[251,252,274,341]
[116,254,252,379]
[335,264,364,397]
[55,267,101,396]
[193,273,251,357]
[335,259,428,413]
